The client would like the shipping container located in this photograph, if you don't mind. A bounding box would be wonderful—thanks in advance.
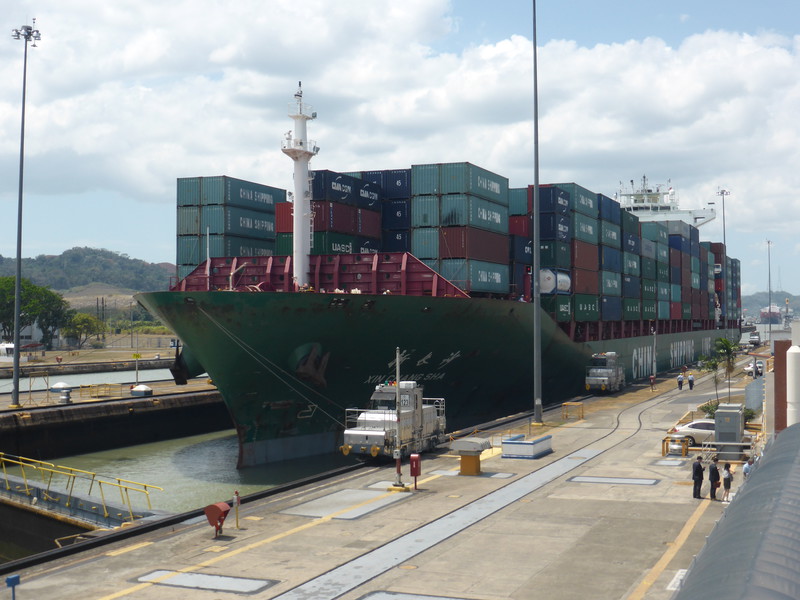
[656,262,670,282]
[641,278,657,300]
[657,281,670,301]
[176,234,276,266]
[540,213,571,241]
[311,231,362,255]
[540,268,571,294]
[382,169,412,199]
[620,209,639,235]
[668,234,690,254]
[540,295,572,322]
[411,164,441,195]
[382,230,410,252]
[623,252,640,276]
[439,259,509,294]
[657,300,671,319]
[670,283,682,303]
[410,195,440,227]
[623,298,641,320]
[666,220,691,239]
[439,227,509,263]
[670,302,682,320]
[656,242,669,264]
[641,256,656,280]
[312,201,357,236]
[642,299,657,320]
[382,199,411,230]
[537,185,571,214]
[622,232,641,255]
[357,208,382,239]
[200,205,276,238]
[439,162,509,205]
[601,296,623,321]
[177,176,285,212]
[509,188,528,216]
[509,214,532,237]
[572,267,600,294]
[410,227,439,259]
[276,201,293,233]
[622,275,640,299]
[670,266,681,284]
[599,245,622,272]
[311,170,382,208]
[541,241,571,269]
[276,232,292,255]
[598,194,621,225]
[509,235,533,265]
[600,270,622,296]
[573,294,600,321]
[571,212,599,244]
[551,183,597,217]
[571,239,598,271]
[640,238,656,260]
[691,272,701,289]
[599,220,621,248]
[440,194,509,233]
[356,237,381,254]
[177,205,201,235]
[641,221,669,244]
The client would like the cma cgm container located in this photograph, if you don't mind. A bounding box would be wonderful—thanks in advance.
[382,230,410,252]
[439,259,509,294]
[509,235,533,265]
[536,185,571,215]
[551,183,597,217]
[311,170,383,209]
[362,169,411,199]
[382,199,411,230]
[177,176,285,212]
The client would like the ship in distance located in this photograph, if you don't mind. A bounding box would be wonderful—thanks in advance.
[136,86,742,468]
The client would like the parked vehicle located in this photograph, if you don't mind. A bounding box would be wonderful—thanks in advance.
[668,418,752,447]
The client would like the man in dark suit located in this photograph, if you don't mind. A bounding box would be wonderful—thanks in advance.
[692,455,704,498]
[708,456,720,500]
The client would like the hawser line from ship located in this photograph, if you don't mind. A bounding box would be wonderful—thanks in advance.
[136,86,741,467]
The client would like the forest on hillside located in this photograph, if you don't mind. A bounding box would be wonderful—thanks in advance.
[0,247,172,292]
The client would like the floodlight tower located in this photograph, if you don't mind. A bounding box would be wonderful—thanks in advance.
[281,83,319,288]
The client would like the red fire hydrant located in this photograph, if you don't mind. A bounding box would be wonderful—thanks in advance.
[204,502,231,538]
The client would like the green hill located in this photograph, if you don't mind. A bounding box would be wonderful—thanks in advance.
[0,247,173,292]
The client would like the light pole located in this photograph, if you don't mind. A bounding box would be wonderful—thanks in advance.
[716,188,730,328]
[767,240,773,345]
[9,20,41,409]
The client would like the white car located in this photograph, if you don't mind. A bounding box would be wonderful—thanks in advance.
[669,419,715,447]
[743,361,764,376]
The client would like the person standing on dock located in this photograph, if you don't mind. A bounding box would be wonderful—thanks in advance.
[692,456,704,499]
[677,374,684,390]
[709,456,720,500]
[688,373,695,390]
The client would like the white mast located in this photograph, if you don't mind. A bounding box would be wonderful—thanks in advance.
[281,82,319,288]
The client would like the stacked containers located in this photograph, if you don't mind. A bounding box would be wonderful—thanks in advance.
[536,185,573,317]
[176,176,283,276]
[364,169,411,253]
[410,163,510,293]
[275,170,384,255]
[641,221,670,319]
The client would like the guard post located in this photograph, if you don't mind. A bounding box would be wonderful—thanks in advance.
[409,453,421,489]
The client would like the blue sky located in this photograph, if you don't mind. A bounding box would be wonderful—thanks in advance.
[1,0,799,300]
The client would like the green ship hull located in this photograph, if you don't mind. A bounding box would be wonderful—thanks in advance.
[136,290,739,467]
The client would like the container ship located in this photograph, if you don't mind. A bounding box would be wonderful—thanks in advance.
[136,87,741,467]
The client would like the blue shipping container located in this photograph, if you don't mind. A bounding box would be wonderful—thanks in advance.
[382,230,410,252]
[539,186,571,214]
[540,214,571,242]
[622,275,640,298]
[599,245,622,272]
[622,232,641,255]
[383,169,411,199]
[509,235,533,265]
[382,199,411,230]
[601,296,623,321]
[598,194,621,225]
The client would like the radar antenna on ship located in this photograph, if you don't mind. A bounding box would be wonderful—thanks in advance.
[281,82,320,288]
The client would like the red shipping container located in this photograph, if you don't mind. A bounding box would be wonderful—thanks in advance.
[312,201,357,235]
[681,286,691,303]
[571,267,600,295]
[509,214,532,237]
[276,202,293,233]
[714,278,724,293]
[670,301,682,320]
[571,239,598,271]
[439,226,509,263]
[691,302,702,318]
[681,269,691,289]
[669,248,681,267]
[357,208,382,239]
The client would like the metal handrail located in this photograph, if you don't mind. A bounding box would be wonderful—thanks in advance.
[0,452,163,523]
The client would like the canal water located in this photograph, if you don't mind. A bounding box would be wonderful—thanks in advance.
[48,430,359,514]
[0,368,175,394]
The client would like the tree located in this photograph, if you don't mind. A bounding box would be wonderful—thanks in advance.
[698,354,721,404]
[715,337,739,403]
[0,276,38,342]
[62,313,106,349]
[33,289,75,350]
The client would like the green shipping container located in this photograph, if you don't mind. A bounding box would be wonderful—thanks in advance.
[657,300,671,319]
[599,221,621,248]
[691,272,701,289]
[439,259,509,294]
[177,234,275,266]
[200,205,276,238]
[411,164,441,195]
[641,256,656,280]
[642,278,657,300]
[572,212,598,244]
[656,242,669,264]
[682,303,692,319]
[177,176,285,212]
[600,270,621,296]
[642,299,657,320]
[276,232,292,255]
[410,227,439,259]
[411,195,440,227]
[540,295,572,322]
[623,252,640,276]
[551,183,597,217]
[640,221,669,243]
[623,298,641,320]
[440,194,509,233]
[656,262,670,282]
[177,205,201,235]
[573,294,600,321]
[439,162,509,206]
[540,241,571,268]
[509,188,528,216]
[690,256,700,273]
[620,209,640,235]
[657,281,670,301]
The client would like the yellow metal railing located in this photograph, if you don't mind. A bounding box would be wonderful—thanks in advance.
[0,453,163,523]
